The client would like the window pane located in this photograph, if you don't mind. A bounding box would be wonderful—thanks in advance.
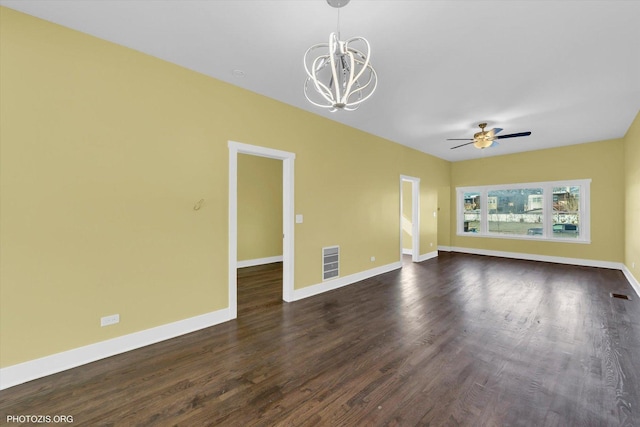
[552,186,580,238]
[463,192,480,233]
[487,188,544,235]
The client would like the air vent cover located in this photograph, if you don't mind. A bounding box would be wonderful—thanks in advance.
[611,292,631,300]
[322,246,340,281]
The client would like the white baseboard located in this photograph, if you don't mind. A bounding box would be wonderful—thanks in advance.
[290,261,403,301]
[0,308,232,391]
[5,251,634,391]
[622,265,640,298]
[441,245,639,296]
[237,255,283,268]
[418,251,438,262]
[447,246,624,270]
[402,248,412,255]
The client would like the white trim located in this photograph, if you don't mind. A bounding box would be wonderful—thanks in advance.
[457,179,591,193]
[448,246,623,270]
[417,251,438,262]
[237,256,283,268]
[282,154,295,302]
[442,246,637,294]
[290,261,402,301]
[228,141,296,313]
[402,248,412,255]
[228,145,238,319]
[0,308,231,390]
[622,265,640,298]
[455,231,591,245]
[400,175,420,263]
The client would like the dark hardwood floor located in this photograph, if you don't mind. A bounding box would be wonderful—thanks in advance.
[1,252,639,426]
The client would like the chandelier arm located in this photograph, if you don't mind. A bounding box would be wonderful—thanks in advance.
[344,39,372,85]
[342,55,376,97]
[343,76,377,107]
[308,78,333,105]
[304,46,336,104]
[310,55,335,103]
[338,48,372,104]
[346,54,374,84]
[341,51,374,106]
[340,50,358,105]
[303,43,329,76]
[344,69,377,106]
[303,80,335,109]
[311,54,343,107]
[346,78,370,101]
[327,33,343,105]
[304,45,337,103]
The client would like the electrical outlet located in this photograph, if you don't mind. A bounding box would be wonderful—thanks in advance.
[633,262,636,269]
[370,256,375,262]
[430,242,433,247]
[101,314,120,327]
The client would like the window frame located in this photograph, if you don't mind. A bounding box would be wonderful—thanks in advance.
[456,179,591,244]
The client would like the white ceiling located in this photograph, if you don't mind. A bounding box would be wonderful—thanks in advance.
[2,0,639,162]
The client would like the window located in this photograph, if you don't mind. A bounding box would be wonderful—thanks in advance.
[456,180,590,243]
[487,188,543,236]
[462,192,480,233]
[552,186,580,239]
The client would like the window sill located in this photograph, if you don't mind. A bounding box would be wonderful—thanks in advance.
[456,232,591,244]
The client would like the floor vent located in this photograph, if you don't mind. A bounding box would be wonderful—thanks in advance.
[322,246,340,281]
[610,292,631,300]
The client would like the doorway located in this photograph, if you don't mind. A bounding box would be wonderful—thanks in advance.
[400,175,420,263]
[228,141,296,319]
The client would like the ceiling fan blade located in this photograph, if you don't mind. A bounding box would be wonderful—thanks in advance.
[450,141,476,149]
[446,138,474,141]
[494,131,532,140]
[491,127,503,135]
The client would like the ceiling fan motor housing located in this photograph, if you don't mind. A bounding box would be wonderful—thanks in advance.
[447,122,531,150]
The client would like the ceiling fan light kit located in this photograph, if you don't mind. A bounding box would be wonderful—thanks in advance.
[472,123,495,149]
[447,123,532,150]
[303,0,378,112]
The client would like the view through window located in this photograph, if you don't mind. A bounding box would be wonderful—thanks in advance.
[488,188,543,236]
[462,192,480,234]
[457,180,590,242]
[552,186,580,239]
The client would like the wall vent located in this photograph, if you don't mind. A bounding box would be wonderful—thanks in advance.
[611,292,631,300]
[322,246,340,281]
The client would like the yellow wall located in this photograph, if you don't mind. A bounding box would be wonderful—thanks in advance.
[237,154,282,262]
[450,139,626,262]
[624,111,640,283]
[0,8,450,367]
[402,180,412,251]
[2,6,631,372]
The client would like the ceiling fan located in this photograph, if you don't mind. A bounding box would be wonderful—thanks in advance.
[447,123,532,150]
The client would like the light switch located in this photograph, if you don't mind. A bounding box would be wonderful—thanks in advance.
[296,214,303,223]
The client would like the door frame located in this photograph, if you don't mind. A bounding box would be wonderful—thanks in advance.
[228,141,296,318]
[400,175,420,262]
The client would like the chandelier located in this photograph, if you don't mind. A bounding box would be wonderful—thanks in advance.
[303,0,377,112]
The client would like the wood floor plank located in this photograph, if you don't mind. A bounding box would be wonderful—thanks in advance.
[1,253,639,426]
